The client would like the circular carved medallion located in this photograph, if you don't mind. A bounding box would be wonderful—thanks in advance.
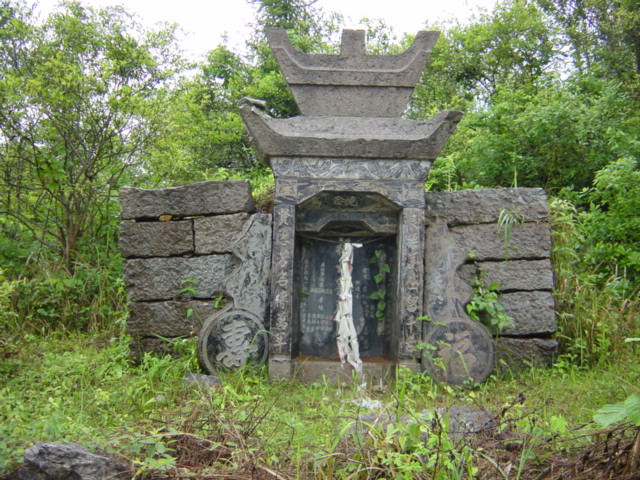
[198,310,268,373]
[422,318,495,385]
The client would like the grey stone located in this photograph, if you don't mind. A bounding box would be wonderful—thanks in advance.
[291,359,395,385]
[268,204,296,357]
[184,372,220,388]
[267,28,440,117]
[397,207,427,359]
[241,103,463,161]
[277,177,426,208]
[422,318,495,385]
[197,214,272,373]
[497,338,558,368]
[293,239,388,360]
[498,291,556,336]
[126,300,222,337]
[270,158,432,180]
[268,355,293,380]
[119,220,193,258]
[424,218,474,323]
[426,188,550,225]
[356,406,494,442]
[19,442,129,480]
[194,213,250,254]
[458,259,554,292]
[449,222,552,261]
[120,180,254,220]
[199,309,269,371]
[423,218,497,383]
[222,213,272,316]
[124,255,237,301]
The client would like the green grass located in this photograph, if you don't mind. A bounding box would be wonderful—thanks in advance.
[2,329,639,478]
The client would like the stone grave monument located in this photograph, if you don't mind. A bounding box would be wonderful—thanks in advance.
[120,28,557,385]
[239,28,488,384]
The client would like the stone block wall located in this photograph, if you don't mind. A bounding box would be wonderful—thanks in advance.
[120,182,557,375]
[120,180,272,359]
[425,188,557,368]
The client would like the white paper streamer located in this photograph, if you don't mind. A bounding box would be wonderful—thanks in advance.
[334,240,363,373]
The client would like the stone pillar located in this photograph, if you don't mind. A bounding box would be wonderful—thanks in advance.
[268,203,296,378]
[397,207,426,366]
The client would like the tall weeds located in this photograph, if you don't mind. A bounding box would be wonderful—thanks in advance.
[1,248,128,336]
[550,197,640,366]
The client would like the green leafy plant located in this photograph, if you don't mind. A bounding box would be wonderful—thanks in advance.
[594,394,640,427]
[369,249,391,322]
[178,278,199,298]
[550,197,640,365]
[466,276,514,334]
[497,207,524,260]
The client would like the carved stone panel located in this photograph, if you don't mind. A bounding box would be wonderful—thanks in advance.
[397,207,426,360]
[422,318,495,385]
[199,309,269,371]
[269,204,296,355]
[423,217,495,383]
[271,158,432,181]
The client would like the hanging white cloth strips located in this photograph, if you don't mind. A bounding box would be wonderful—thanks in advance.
[334,240,363,373]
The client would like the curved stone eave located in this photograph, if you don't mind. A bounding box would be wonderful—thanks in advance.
[266,28,440,87]
[239,101,463,163]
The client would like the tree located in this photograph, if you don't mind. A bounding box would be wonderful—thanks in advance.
[537,0,640,82]
[0,1,182,267]
[143,0,347,177]
[579,157,640,284]
[411,0,559,117]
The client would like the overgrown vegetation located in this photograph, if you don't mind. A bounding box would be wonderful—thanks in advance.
[2,331,639,478]
[1,0,639,477]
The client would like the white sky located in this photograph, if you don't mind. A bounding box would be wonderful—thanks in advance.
[34,0,498,60]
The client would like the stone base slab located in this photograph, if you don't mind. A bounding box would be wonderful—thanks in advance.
[291,359,396,385]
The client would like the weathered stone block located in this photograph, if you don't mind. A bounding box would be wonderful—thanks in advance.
[120,180,254,220]
[124,255,237,301]
[426,188,549,225]
[495,291,556,336]
[120,220,193,258]
[458,259,554,292]
[20,442,128,480]
[497,337,558,368]
[127,300,222,337]
[194,213,250,254]
[449,222,552,261]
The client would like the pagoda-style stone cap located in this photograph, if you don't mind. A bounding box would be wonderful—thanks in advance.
[240,98,463,161]
[267,28,440,117]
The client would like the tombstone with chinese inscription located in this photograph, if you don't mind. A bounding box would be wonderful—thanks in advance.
[204,27,493,385]
[121,29,556,385]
